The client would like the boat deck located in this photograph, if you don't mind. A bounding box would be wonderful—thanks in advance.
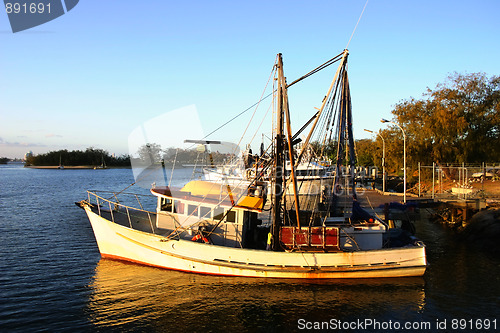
[88,204,172,236]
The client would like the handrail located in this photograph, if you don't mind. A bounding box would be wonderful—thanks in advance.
[131,193,155,232]
[86,190,157,233]
[85,190,231,240]
[89,189,153,199]
[108,201,115,223]
[86,190,155,215]
[125,206,133,228]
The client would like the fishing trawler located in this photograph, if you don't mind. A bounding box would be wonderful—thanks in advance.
[77,50,427,278]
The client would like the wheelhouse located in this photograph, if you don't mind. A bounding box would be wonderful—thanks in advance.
[151,180,266,248]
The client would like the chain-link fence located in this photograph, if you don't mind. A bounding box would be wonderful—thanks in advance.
[414,163,500,199]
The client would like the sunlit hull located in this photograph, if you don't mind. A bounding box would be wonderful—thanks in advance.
[84,205,427,279]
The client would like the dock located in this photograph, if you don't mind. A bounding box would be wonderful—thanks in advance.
[432,198,488,227]
[282,185,428,219]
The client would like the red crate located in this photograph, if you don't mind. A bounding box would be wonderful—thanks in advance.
[324,227,339,247]
[280,226,339,249]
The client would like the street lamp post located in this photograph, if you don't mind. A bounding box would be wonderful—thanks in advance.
[381,118,406,203]
[364,129,385,193]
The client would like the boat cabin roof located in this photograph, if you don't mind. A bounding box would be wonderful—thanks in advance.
[151,180,263,212]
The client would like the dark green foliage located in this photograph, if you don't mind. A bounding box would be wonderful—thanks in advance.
[354,139,374,167]
[25,148,131,167]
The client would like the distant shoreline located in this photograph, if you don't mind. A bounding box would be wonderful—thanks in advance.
[24,165,131,169]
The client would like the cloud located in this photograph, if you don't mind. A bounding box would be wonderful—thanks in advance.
[45,134,63,138]
[0,139,46,147]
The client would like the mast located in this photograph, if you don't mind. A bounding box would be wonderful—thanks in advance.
[283,84,301,229]
[333,58,357,215]
[271,54,301,250]
[270,51,354,247]
[343,70,357,200]
[271,54,285,251]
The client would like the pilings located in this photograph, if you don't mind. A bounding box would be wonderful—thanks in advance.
[433,199,487,228]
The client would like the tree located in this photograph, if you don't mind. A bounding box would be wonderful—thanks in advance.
[355,139,375,167]
[388,72,500,170]
[137,143,163,164]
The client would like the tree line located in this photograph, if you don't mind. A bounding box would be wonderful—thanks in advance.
[25,145,236,168]
[135,143,235,166]
[25,148,131,167]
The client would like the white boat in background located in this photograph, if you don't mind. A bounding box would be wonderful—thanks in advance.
[78,50,427,279]
[202,142,335,196]
[204,159,333,182]
[451,187,475,195]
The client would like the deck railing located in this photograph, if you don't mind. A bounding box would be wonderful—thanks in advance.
[86,190,156,233]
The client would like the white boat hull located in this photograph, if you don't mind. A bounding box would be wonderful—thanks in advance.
[84,205,427,279]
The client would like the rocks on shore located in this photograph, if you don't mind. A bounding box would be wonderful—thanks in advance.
[459,209,500,252]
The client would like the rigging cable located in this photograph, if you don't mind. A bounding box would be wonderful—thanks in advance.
[202,52,345,141]
[286,53,344,88]
[346,0,369,49]
[232,55,278,156]
[200,92,273,143]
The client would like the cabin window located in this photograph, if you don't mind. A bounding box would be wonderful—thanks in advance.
[199,206,211,219]
[160,198,172,212]
[174,201,184,214]
[188,204,198,217]
[213,207,224,221]
[226,210,236,223]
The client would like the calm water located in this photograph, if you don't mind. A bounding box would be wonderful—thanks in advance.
[0,164,498,332]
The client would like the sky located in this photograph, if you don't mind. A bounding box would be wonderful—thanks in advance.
[1,0,499,159]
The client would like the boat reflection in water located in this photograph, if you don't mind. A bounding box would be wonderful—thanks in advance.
[87,258,426,331]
